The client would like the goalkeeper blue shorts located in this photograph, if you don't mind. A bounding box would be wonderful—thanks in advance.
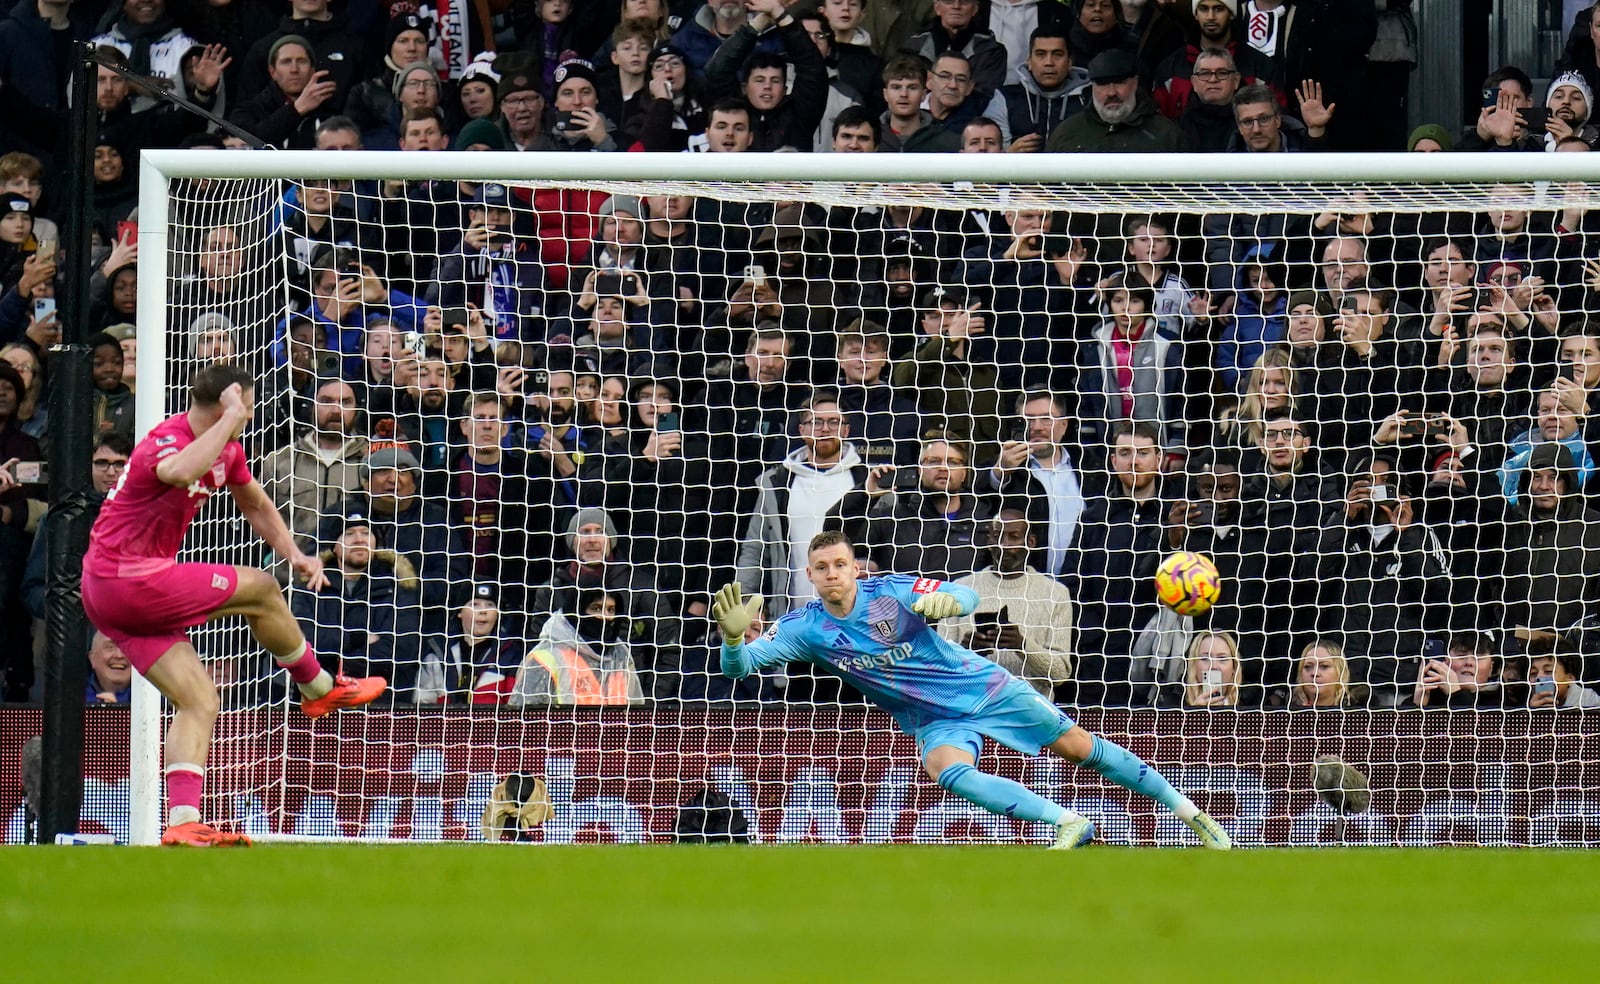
[912,679,1076,760]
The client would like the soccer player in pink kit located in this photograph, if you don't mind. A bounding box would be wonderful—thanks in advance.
[83,364,386,847]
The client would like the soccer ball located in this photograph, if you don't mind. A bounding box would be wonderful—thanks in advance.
[1154,551,1222,617]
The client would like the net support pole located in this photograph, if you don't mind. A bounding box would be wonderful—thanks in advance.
[126,153,173,847]
[38,42,105,842]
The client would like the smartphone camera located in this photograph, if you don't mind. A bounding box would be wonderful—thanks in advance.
[553,111,575,133]
[316,351,341,376]
[595,272,625,298]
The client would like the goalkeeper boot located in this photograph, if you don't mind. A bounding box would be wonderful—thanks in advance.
[301,673,387,719]
[1047,814,1096,851]
[161,822,252,847]
[1183,811,1233,851]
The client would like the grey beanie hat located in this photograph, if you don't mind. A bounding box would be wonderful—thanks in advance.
[566,507,619,551]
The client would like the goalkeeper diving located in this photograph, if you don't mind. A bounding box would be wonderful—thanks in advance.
[715,531,1231,849]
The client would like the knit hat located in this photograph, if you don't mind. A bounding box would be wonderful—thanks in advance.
[1192,0,1238,14]
[1287,289,1320,312]
[268,34,315,67]
[392,61,439,101]
[460,51,501,88]
[649,43,688,71]
[1549,70,1595,116]
[1406,123,1454,152]
[552,59,599,92]
[383,6,430,56]
[455,118,508,151]
[497,70,541,102]
[467,583,500,607]
[325,508,374,550]
[187,312,234,335]
[566,507,619,551]
[0,195,31,220]
[597,194,642,219]
[364,444,421,476]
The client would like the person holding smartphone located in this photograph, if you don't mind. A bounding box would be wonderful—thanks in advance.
[1525,651,1600,709]
[1180,631,1240,710]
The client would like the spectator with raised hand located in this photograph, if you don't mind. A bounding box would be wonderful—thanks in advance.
[939,508,1075,698]
[1314,286,1423,462]
[1226,81,1331,152]
[276,246,425,374]
[90,0,204,111]
[560,271,653,377]
[0,239,55,354]
[984,25,1088,150]
[1062,420,1171,706]
[259,377,368,544]
[982,390,1086,576]
[703,0,828,151]
[672,0,780,76]
[239,0,365,110]
[1408,631,1505,709]
[1526,649,1600,709]
[1045,49,1188,153]
[1459,66,1540,152]
[291,509,423,702]
[431,182,545,344]
[413,584,526,705]
[878,54,959,153]
[892,285,1006,466]
[832,432,993,583]
[513,586,646,706]
[229,36,339,149]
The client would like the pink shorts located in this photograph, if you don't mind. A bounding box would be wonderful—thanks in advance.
[82,564,240,674]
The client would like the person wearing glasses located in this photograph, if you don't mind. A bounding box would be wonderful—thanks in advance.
[1151,0,1273,121]
[907,0,1007,102]
[1171,48,1245,152]
[1226,81,1334,153]
[924,52,988,135]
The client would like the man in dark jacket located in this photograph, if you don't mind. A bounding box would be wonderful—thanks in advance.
[1045,48,1187,152]
[982,24,1088,150]
[703,0,828,151]
[238,0,365,109]
[1501,442,1600,636]
[1241,0,1377,149]
[833,322,919,467]
[228,35,340,149]
[1062,420,1170,706]
[907,0,1008,101]
[1175,47,1244,151]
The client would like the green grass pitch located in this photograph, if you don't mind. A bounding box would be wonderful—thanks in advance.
[4,846,1595,982]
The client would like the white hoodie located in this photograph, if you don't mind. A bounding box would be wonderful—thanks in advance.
[783,443,863,606]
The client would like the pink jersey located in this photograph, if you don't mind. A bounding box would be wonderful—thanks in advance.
[85,412,253,577]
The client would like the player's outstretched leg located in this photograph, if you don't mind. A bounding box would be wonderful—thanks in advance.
[217,568,386,717]
[923,745,1096,849]
[1050,728,1231,850]
[142,642,251,847]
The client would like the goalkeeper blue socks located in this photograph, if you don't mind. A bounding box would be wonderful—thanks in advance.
[936,763,1066,825]
[1083,736,1198,820]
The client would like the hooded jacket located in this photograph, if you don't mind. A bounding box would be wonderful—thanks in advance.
[1044,89,1188,153]
[1502,442,1600,632]
[983,62,1090,144]
[736,444,868,619]
[510,611,644,707]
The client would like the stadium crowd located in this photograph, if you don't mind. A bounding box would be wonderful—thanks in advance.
[1,0,1599,715]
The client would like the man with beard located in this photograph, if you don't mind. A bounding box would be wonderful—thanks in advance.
[517,365,591,513]
[739,392,869,622]
[1062,421,1170,706]
[1045,49,1187,153]
[832,323,919,467]
[1543,71,1600,150]
[292,510,422,701]
[939,509,1075,698]
[326,444,470,632]
[380,355,459,487]
[260,378,368,543]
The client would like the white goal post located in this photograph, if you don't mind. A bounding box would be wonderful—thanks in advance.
[122,148,1600,847]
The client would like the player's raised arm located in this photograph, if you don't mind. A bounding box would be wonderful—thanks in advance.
[902,577,980,621]
[154,382,251,488]
[713,582,798,679]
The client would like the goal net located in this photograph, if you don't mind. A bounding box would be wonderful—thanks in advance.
[123,150,1600,847]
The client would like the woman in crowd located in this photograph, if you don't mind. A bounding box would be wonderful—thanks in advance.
[1,342,46,447]
[1216,348,1298,453]
[1180,631,1242,710]
[1285,639,1360,709]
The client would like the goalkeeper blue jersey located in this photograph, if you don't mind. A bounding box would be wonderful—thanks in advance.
[722,574,1013,732]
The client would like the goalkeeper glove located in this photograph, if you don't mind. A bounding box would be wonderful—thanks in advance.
[712,582,763,645]
[911,591,962,621]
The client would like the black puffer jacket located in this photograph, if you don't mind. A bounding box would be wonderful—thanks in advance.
[1502,442,1600,632]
